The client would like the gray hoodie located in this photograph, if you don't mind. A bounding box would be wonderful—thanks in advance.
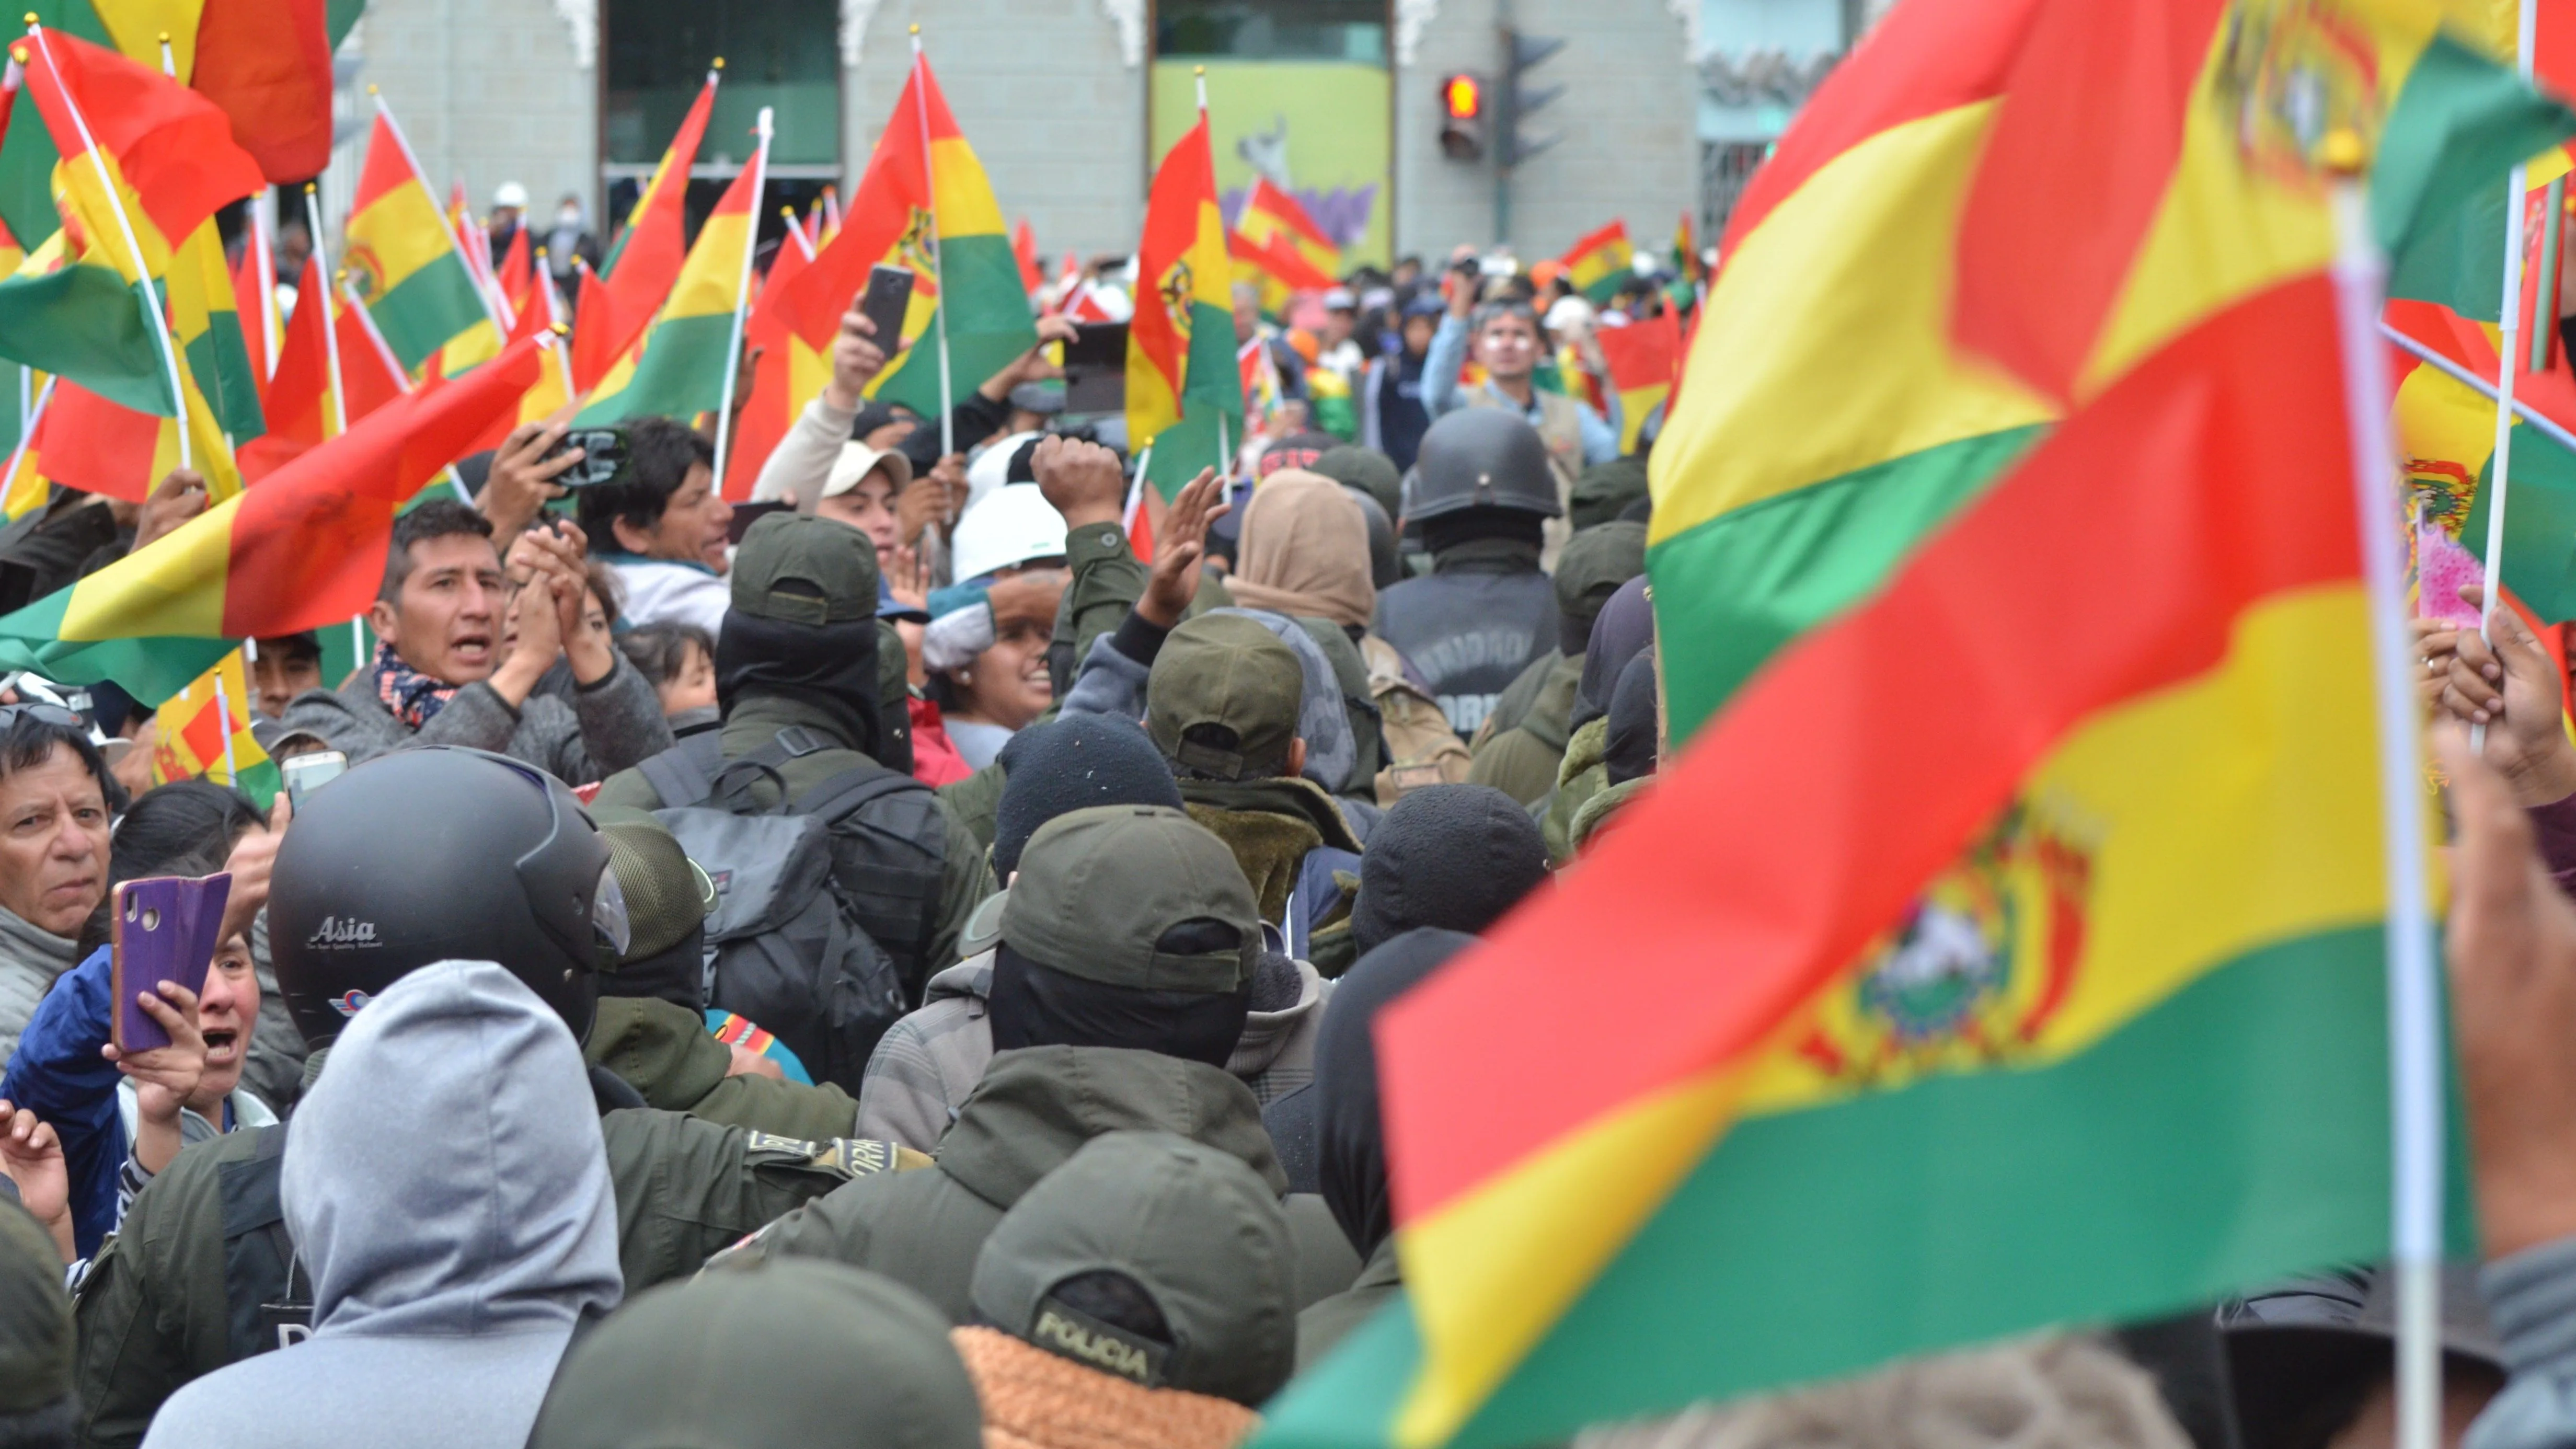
[140,960,623,1449]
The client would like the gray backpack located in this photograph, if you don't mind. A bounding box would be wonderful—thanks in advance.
[648,753,914,1092]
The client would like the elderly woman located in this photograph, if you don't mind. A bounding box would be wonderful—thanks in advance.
[0,702,121,1065]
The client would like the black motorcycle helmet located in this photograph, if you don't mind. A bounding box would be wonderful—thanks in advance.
[269,747,627,1048]
[1405,409,1562,522]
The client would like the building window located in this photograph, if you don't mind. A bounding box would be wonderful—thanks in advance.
[601,0,839,231]
[1156,0,1388,64]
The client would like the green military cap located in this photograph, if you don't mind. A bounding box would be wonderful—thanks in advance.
[0,1195,70,1414]
[1145,613,1304,781]
[730,512,880,626]
[593,814,710,965]
[1554,521,1648,630]
[1569,454,1650,532]
[1310,444,1402,521]
[528,1261,982,1449]
[970,1130,1295,1407]
[999,805,1258,993]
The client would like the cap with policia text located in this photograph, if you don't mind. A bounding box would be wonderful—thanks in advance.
[969,1131,1295,1407]
[1145,613,1304,781]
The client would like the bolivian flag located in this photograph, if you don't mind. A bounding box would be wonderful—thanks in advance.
[1594,310,1678,453]
[1258,2,2569,1446]
[236,255,337,481]
[1128,109,1241,498]
[0,373,50,520]
[1556,220,1631,305]
[720,210,821,500]
[344,101,489,374]
[168,217,262,441]
[148,648,277,808]
[1235,176,1337,312]
[576,110,767,432]
[0,334,542,703]
[0,221,172,414]
[776,47,1034,428]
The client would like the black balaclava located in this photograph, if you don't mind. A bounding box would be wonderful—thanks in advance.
[986,944,1251,1070]
[1571,575,1653,733]
[1603,652,1661,786]
[990,716,1182,878]
[1316,928,1475,1259]
[715,611,883,761]
[600,920,705,1009]
[1351,784,1550,954]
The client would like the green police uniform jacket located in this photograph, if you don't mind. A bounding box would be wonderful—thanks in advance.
[71,1099,891,1448]
[715,1045,1343,1325]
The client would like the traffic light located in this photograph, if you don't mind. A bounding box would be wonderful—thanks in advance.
[1499,29,1565,168]
[1439,72,1486,161]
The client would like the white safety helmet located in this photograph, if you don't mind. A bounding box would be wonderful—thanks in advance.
[963,430,1042,517]
[949,484,1068,583]
[492,181,530,211]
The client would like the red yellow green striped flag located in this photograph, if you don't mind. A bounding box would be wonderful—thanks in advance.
[148,648,276,807]
[1556,220,1632,305]
[168,216,262,441]
[774,44,1034,431]
[1128,107,1241,498]
[1594,310,1678,454]
[719,209,821,500]
[0,373,51,521]
[600,66,715,290]
[343,100,490,374]
[236,255,338,481]
[575,109,767,445]
[1234,176,1337,313]
[0,332,542,703]
[1257,2,2569,1445]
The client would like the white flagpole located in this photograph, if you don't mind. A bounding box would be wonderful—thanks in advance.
[2473,0,2542,753]
[912,26,954,459]
[28,24,191,469]
[2329,133,2444,1449]
[709,108,770,487]
[212,669,236,788]
[305,185,348,436]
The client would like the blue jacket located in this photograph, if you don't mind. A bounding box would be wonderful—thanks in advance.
[0,947,257,1257]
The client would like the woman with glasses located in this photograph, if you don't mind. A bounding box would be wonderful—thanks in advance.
[0,702,123,1065]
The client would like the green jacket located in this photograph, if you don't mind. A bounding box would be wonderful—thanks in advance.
[1296,1238,1401,1370]
[1470,651,1583,807]
[71,1099,887,1448]
[591,692,995,976]
[1543,717,1612,865]
[584,995,862,1143]
[716,1045,1296,1323]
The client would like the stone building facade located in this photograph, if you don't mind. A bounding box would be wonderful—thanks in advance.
[330,0,1700,266]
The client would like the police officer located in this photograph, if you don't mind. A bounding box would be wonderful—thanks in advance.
[1372,409,1565,740]
[952,1130,1298,1446]
[71,749,899,1448]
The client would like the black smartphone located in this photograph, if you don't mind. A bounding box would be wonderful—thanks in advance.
[859,264,915,355]
[1061,320,1129,415]
[545,427,629,489]
[728,498,790,543]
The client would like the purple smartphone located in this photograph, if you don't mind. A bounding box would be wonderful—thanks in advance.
[110,872,232,1055]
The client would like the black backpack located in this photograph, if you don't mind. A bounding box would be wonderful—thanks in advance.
[638,728,949,1087]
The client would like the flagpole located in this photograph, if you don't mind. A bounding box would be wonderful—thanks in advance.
[212,669,237,788]
[2473,0,2541,753]
[27,24,192,470]
[709,107,770,489]
[249,193,278,382]
[912,26,954,459]
[2328,132,2443,1449]
[2380,320,2576,451]
[307,185,348,436]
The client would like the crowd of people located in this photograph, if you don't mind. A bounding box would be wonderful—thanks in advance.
[0,210,2570,1449]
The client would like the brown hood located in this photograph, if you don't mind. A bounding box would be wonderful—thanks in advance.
[1226,470,1375,630]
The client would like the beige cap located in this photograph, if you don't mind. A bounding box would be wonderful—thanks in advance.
[804,441,914,513]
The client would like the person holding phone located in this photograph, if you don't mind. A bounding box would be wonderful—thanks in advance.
[0,781,285,1257]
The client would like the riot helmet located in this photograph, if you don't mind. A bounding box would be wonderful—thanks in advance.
[269,747,624,1048]
[1404,409,1562,522]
